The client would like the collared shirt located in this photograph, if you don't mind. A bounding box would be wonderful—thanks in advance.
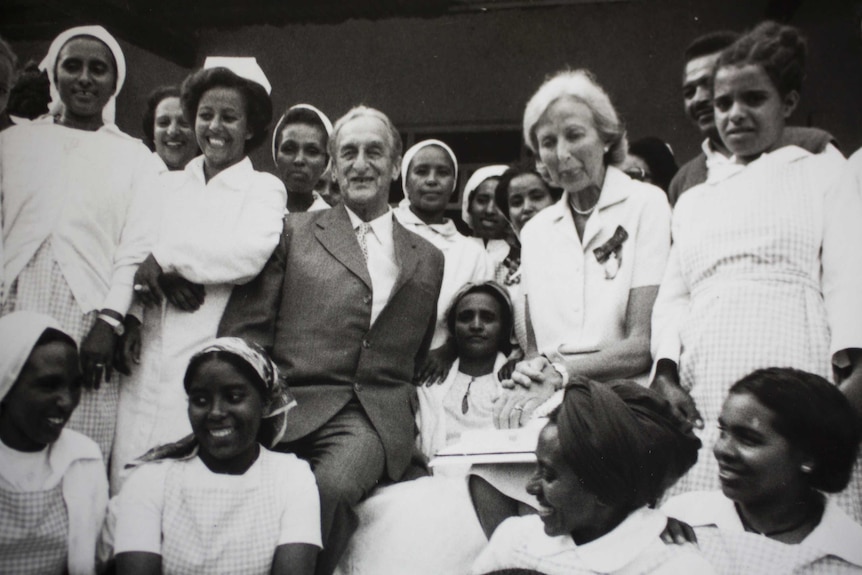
[470,508,715,574]
[520,167,671,378]
[663,490,862,574]
[345,205,398,325]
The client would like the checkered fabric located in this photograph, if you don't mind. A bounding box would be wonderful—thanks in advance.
[160,455,285,574]
[1,239,114,461]
[696,528,862,575]
[0,484,68,575]
[665,152,862,521]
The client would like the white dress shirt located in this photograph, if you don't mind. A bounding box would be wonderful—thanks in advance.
[345,206,398,326]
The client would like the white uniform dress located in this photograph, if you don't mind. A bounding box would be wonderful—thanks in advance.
[111,156,285,492]
[651,146,862,516]
[394,205,494,348]
[470,508,715,575]
[0,429,108,575]
[521,167,671,382]
[0,119,163,458]
[663,491,862,574]
[109,448,321,575]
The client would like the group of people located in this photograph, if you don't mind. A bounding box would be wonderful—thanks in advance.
[0,16,861,575]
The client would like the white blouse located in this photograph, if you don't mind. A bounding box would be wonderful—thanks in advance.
[0,119,164,314]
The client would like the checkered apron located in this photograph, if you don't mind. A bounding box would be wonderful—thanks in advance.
[697,528,862,574]
[666,152,862,521]
[1,239,115,460]
[160,456,284,574]
[0,484,68,575]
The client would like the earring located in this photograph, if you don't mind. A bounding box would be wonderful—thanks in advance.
[801,464,813,474]
[603,145,610,153]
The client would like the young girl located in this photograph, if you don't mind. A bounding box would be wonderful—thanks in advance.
[0,311,108,575]
[107,338,320,575]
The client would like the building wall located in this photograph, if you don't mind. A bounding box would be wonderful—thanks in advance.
[9,0,862,173]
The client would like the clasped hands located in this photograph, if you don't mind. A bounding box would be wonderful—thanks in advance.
[493,356,563,429]
[133,253,206,312]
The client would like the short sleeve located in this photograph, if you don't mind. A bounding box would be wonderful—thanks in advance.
[111,463,168,555]
[631,188,672,289]
[276,456,322,548]
[469,516,525,574]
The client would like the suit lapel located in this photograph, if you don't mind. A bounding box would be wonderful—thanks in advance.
[314,204,373,289]
[390,217,420,299]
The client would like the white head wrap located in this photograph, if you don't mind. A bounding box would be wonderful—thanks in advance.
[271,103,333,166]
[0,312,67,403]
[38,25,126,125]
[203,56,272,95]
[461,164,509,229]
[400,139,458,203]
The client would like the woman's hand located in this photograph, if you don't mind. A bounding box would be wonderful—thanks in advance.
[505,356,563,391]
[415,341,457,386]
[81,319,119,389]
[651,360,703,429]
[660,517,698,545]
[134,254,164,307]
[114,315,142,375]
[160,273,206,312]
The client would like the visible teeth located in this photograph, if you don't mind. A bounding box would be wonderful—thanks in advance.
[210,428,233,438]
[209,138,226,147]
[47,417,65,425]
[165,141,184,148]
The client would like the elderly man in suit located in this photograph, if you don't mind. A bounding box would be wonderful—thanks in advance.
[219,105,444,575]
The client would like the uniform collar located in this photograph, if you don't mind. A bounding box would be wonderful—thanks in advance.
[575,507,667,572]
[188,155,253,188]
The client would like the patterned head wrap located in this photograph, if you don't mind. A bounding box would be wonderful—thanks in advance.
[461,165,509,229]
[400,139,459,201]
[271,103,333,166]
[133,338,295,465]
[39,25,126,124]
[554,377,701,510]
[0,311,70,403]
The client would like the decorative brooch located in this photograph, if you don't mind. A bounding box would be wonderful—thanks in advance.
[592,225,628,280]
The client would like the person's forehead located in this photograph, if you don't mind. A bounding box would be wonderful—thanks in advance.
[59,36,112,62]
[683,52,720,83]
[336,115,392,148]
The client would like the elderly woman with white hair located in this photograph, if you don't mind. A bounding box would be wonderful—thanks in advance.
[495,69,672,429]
[0,25,164,460]
[395,139,494,383]
[273,103,333,213]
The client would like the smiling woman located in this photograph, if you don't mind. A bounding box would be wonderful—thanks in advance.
[110,57,286,493]
[141,86,199,171]
[470,379,710,575]
[107,338,320,575]
[0,311,108,575]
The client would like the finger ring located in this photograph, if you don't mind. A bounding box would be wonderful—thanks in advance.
[134,284,145,292]
[513,406,524,412]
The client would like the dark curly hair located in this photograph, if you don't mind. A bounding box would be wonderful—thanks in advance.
[717,21,807,97]
[729,367,860,493]
[180,67,272,153]
[683,30,739,64]
[141,85,181,150]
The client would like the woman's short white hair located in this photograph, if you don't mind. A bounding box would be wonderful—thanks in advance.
[522,69,627,166]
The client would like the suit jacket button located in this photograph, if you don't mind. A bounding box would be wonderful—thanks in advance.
[354,382,362,392]
[362,338,371,349]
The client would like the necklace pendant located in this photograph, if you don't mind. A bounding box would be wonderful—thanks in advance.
[461,392,470,414]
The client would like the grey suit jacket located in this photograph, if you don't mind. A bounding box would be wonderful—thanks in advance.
[219,203,444,480]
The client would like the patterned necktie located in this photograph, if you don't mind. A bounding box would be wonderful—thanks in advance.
[356,222,372,263]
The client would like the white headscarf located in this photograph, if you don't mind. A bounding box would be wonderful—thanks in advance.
[38,25,126,125]
[461,165,509,229]
[271,103,333,166]
[0,311,66,403]
[400,139,458,204]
